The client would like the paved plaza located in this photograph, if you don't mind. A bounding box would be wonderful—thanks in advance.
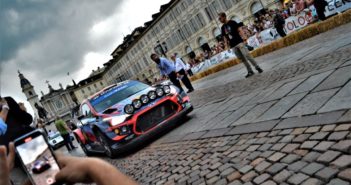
[10,23,351,185]
[105,22,351,185]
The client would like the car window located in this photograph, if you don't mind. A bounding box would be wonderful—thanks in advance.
[90,81,149,112]
[81,104,91,117]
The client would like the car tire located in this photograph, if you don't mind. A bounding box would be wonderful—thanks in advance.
[95,131,116,158]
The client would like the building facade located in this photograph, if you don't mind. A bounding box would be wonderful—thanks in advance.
[18,72,77,122]
[103,0,281,85]
[73,67,107,103]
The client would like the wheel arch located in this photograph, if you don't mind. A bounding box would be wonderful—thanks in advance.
[73,129,86,144]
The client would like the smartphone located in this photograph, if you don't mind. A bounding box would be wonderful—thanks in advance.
[14,130,62,185]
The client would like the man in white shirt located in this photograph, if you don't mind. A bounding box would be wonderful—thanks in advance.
[171,54,194,93]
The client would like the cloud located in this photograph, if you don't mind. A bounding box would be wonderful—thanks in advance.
[0,0,170,116]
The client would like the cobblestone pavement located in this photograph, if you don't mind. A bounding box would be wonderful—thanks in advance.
[105,23,351,184]
[10,23,351,185]
[109,123,351,185]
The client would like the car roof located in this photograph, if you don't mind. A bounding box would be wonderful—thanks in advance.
[86,80,133,102]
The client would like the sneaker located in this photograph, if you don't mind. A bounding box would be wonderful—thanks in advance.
[245,71,254,78]
[187,89,194,93]
[256,67,263,73]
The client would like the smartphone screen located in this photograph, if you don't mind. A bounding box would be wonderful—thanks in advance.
[15,130,60,185]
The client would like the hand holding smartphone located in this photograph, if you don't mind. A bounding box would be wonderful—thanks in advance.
[14,130,62,185]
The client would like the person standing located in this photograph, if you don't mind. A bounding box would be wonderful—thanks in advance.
[273,9,287,37]
[313,0,328,21]
[0,99,9,136]
[55,116,76,151]
[150,53,184,92]
[218,12,263,78]
[0,97,33,147]
[171,54,194,93]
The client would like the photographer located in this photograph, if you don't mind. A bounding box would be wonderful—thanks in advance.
[0,97,34,147]
[0,98,9,136]
[0,143,137,185]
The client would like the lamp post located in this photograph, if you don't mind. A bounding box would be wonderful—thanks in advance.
[154,40,168,57]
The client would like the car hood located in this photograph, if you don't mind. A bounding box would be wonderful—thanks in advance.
[99,86,156,115]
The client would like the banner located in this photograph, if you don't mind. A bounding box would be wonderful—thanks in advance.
[325,0,351,17]
[247,28,279,48]
[191,50,236,74]
[284,11,313,34]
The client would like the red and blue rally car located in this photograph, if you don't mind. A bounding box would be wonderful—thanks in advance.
[73,80,193,158]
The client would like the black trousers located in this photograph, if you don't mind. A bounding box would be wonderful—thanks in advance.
[187,69,194,76]
[178,69,194,91]
[168,71,184,92]
[276,26,286,37]
[316,9,326,21]
[62,133,75,151]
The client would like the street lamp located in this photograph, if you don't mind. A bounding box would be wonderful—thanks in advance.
[154,40,167,57]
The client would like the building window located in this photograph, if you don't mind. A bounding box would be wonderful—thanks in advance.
[81,89,85,94]
[143,57,149,67]
[94,84,97,89]
[28,91,33,96]
[190,18,198,32]
[87,86,91,91]
[221,0,233,10]
[100,82,104,86]
[204,7,213,21]
[196,13,206,28]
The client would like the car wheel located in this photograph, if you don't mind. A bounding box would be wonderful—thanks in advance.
[95,131,115,158]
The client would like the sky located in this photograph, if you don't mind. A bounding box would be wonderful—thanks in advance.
[0,0,170,116]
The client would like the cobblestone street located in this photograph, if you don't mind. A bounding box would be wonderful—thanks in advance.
[105,23,351,185]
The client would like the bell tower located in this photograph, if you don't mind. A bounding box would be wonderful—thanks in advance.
[18,70,40,117]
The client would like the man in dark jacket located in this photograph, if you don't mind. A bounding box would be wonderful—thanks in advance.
[313,0,328,21]
[0,97,34,147]
[273,10,287,37]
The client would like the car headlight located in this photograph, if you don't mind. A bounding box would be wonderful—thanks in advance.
[124,104,134,114]
[140,95,149,104]
[163,85,171,94]
[156,88,164,96]
[148,91,157,100]
[105,115,130,126]
[132,99,142,109]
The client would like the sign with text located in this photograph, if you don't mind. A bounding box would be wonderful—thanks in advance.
[284,12,313,34]
[325,0,351,17]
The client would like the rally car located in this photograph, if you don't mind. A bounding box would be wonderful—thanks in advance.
[32,160,51,174]
[73,80,193,158]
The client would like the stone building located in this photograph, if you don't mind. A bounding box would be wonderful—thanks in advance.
[19,71,77,122]
[103,0,281,85]
[72,67,107,103]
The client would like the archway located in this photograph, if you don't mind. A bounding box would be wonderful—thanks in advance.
[250,1,265,17]
[213,28,222,42]
[198,37,211,52]
[231,16,242,23]
[185,46,195,59]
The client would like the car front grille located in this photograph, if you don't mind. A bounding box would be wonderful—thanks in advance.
[136,101,178,133]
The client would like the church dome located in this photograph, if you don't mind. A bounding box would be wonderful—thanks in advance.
[18,71,32,88]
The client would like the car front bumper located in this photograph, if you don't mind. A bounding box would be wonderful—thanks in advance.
[110,104,193,154]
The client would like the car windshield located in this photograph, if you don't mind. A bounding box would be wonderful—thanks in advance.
[49,133,60,139]
[90,81,149,112]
